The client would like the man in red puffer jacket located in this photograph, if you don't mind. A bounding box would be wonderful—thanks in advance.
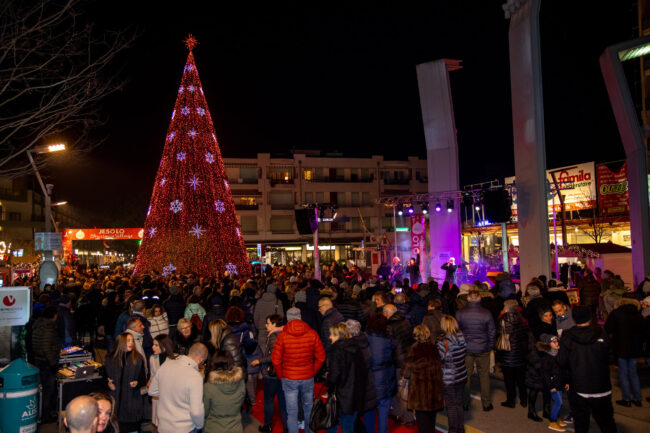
[272,307,326,433]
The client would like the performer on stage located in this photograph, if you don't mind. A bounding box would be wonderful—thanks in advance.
[406,249,421,286]
[441,257,458,285]
[389,257,403,285]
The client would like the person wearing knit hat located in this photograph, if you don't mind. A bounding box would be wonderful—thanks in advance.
[286,307,301,322]
[294,290,307,304]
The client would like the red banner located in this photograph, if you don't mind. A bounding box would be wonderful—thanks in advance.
[597,162,629,215]
[410,215,426,276]
[61,228,144,264]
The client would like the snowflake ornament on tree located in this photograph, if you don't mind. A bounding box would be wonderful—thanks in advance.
[187,175,202,190]
[225,263,238,275]
[169,200,183,213]
[162,263,176,276]
[136,34,250,277]
[189,224,206,238]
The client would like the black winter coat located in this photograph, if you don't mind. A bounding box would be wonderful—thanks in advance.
[351,334,378,412]
[31,317,61,367]
[164,294,186,328]
[387,311,413,365]
[205,327,245,379]
[557,325,613,395]
[497,312,528,367]
[525,330,544,390]
[604,303,645,358]
[456,302,496,354]
[320,308,345,352]
[295,301,320,332]
[367,333,397,400]
[326,339,367,414]
[421,310,444,342]
[173,327,201,356]
[538,343,566,390]
[104,352,147,424]
[336,298,365,325]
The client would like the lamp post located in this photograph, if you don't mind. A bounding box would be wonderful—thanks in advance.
[27,143,66,288]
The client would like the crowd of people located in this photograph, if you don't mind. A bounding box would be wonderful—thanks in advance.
[19,261,650,433]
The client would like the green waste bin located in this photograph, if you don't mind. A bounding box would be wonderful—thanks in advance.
[0,358,40,433]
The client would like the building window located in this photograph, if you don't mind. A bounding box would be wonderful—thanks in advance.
[350,192,360,206]
[240,216,258,234]
[316,192,325,203]
[8,212,21,221]
[270,215,294,233]
[351,217,361,231]
[336,192,346,206]
[362,192,371,205]
[240,197,256,205]
[303,170,313,181]
[268,169,293,183]
[305,192,313,203]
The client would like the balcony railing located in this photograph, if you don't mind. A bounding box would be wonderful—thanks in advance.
[269,179,294,186]
[270,203,295,210]
[382,178,411,185]
[235,204,259,210]
[271,229,295,234]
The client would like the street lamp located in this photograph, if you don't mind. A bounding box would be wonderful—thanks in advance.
[27,143,66,289]
[26,143,66,233]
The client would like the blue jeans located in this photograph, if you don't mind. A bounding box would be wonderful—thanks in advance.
[364,397,391,433]
[550,390,563,422]
[264,378,287,428]
[327,412,357,433]
[617,357,641,401]
[282,378,314,433]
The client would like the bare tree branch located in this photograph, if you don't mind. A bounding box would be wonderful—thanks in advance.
[0,0,136,178]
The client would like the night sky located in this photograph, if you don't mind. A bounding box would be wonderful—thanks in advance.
[45,1,636,227]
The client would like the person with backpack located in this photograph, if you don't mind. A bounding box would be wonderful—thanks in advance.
[185,295,207,332]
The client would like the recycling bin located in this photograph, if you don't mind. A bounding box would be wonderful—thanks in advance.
[0,358,40,433]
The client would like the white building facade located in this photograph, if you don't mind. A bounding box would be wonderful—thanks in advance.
[224,152,427,264]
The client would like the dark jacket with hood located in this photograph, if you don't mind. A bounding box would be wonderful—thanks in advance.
[604,302,645,358]
[557,324,613,395]
[326,338,368,414]
[173,326,201,356]
[164,292,186,328]
[203,367,246,433]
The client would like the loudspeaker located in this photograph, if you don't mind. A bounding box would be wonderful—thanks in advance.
[482,188,512,223]
[295,209,317,234]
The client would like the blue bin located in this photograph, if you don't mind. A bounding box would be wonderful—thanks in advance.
[0,358,40,433]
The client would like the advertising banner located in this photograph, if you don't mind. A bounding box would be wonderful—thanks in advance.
[505,162,596,217]
[0,286,30,326]
[597,162,629,215]
[410,215,426,276]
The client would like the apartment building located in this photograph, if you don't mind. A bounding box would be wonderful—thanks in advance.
[224,152,428,263]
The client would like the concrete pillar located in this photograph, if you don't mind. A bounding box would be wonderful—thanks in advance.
[416,59,462,283]
[600,36,650,287]
[503,0,551,285]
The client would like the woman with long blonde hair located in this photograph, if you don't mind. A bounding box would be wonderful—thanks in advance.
[437,315,467,433]
[204,319,245,379]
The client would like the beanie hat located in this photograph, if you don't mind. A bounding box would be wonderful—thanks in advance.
[286,307,301,322]
[572,306,591,324]
[540,333,558,344]
[294,290,307,303]
[266,284,277,294]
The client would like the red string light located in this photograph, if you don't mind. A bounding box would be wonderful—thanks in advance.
[135,44,251,277]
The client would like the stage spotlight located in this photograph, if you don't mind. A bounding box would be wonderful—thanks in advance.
[421,202,429,214]
[408,204,415,214]
[474,199,481,212]
[447,199,454,213]
[397,203,404,216]
[435,202,442,213]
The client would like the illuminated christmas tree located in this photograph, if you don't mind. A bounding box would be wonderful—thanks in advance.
[135,35,251,277]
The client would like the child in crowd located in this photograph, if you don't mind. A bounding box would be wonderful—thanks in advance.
[538,334,568,432]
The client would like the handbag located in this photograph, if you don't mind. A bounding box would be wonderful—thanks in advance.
[397,376,409,402]
[496,320,511,351]
[309,384,339,431]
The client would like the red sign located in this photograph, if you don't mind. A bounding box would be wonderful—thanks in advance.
[3,295,16,306]
[61,228,144,264]
[597,162,629,215]
[410,215,426,276]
